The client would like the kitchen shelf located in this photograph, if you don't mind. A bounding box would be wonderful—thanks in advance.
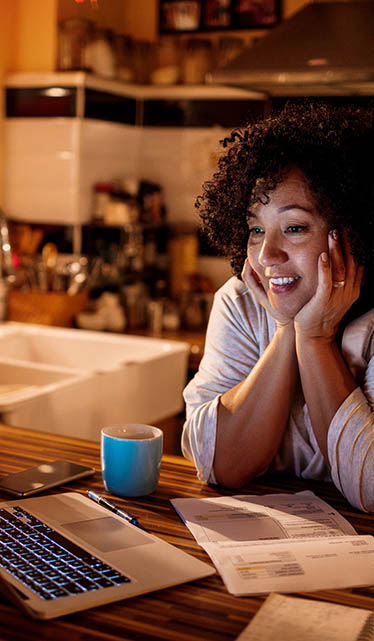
[5,71,262,100]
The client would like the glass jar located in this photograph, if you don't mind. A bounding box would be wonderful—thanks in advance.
[83,28,117,78]
[181,38,213,84]
[216,36,245,68]
[150,37,181,85]
[168,223,198,298]
[131,40,155,85]
[113,34,135,83]
[57,19,92,71]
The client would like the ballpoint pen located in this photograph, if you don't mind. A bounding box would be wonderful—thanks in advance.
[87,490,140,527]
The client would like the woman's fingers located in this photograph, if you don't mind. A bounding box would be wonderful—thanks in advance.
[295,227,364,340]
[328,229,346,286]
[314,251,334,304]
[327,228,364,299]
[330,228,364,302]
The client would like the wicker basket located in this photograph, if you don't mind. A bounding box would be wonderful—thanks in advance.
[7,289,89,328]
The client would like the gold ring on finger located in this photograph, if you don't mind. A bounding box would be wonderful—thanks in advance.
[332,280,345,288]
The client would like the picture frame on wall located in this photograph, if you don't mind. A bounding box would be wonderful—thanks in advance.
[202,0,232,28]
[159,0,281,33]
[232,0,280,28]
[159,1,202,32]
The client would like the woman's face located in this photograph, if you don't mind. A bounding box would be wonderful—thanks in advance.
[247,168,330,319]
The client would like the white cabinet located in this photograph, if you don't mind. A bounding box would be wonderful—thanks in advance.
[4,72,264,227]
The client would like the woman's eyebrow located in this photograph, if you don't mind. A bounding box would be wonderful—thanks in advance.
[277,203,313,213]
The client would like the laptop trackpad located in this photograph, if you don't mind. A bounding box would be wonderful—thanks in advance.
[63,517,153,552]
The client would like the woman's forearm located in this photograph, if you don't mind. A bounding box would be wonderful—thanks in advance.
[296,335,357,461]
[214,324,298,487]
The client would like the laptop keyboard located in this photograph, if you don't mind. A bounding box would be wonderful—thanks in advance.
[0,506,130,600]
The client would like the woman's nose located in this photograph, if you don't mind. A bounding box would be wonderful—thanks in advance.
[258,236,288,267]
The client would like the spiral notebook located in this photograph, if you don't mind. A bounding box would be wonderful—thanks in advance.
[236,593,374,641]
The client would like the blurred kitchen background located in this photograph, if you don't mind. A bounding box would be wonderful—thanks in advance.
[0,0,372,452]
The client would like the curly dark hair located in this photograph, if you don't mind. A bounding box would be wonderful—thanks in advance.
[196,101,374,316]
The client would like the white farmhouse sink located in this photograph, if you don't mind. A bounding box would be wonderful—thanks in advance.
[0,322,189,441]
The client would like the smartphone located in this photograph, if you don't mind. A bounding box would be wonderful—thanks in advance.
[0,460,96,498]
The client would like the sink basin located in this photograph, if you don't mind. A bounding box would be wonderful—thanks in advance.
[0,322,189,441]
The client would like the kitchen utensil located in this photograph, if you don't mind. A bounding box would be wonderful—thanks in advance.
[42,243,58,290]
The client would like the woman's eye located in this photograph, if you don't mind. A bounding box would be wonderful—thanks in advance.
[285,225,308,233]
[248,227,264,237]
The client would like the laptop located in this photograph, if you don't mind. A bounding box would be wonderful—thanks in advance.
[0,491,215,619]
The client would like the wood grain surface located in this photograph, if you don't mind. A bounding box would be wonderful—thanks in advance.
[0,423,373,640]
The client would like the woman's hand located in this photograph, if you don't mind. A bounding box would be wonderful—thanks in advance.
[294,229,364,341]
[241,257,294,330]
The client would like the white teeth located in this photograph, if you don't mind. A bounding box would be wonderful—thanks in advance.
[270,276,300,285]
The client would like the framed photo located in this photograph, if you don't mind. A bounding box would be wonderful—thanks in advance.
[202,0,231,28]
[159,0,281,33]
[159,1,202,33]
[232,0,281,28]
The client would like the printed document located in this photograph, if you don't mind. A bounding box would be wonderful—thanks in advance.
[236,593,374,641]
[171,491,374,595]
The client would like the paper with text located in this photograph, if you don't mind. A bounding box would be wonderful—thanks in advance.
[171,491,374,595]
[172,491,356,544]
[236,593,374,640]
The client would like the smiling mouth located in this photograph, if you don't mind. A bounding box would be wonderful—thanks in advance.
[269,276,300,286]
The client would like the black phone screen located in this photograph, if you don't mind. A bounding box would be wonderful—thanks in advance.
[0,460,95,497]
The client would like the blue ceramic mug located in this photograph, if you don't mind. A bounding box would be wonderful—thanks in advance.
[101,424,163,497]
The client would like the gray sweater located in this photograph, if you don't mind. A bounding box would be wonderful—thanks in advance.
[182,276,374,512]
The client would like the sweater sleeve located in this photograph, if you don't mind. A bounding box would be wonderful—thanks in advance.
[181,278,269,483]
[328,354,374,512]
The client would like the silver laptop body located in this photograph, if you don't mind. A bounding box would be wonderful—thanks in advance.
[0,491,215,619]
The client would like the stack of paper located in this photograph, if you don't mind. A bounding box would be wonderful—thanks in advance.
[171,491,374,595]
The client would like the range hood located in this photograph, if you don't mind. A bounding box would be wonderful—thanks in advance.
[208,1,374,96]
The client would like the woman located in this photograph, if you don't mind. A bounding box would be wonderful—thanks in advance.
[181,102,374,512]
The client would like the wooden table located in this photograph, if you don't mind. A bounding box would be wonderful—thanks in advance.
[0,423,373,640]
